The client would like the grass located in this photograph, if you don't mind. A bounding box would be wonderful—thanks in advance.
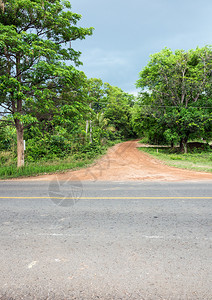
[138,145,212,173]
[0,155,95,179]
[0,150,104,180]
[0,140,123,179]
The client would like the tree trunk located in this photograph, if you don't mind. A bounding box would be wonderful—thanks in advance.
[15,120,24,167]
[0,0,5,12]
[15,54,24,167]
[183,140,188,154]
[89,120,92,143]
[85,120,89,139]
[86,103,92,143]
[180,137,188,154]
[180,139,183,152]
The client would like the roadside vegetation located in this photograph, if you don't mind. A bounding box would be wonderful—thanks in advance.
[134,47,212,173]
[0,0,135,178]
[139,141,212,173]
[134,47,212,153]
[0,139,121,179]
[0,0,211,178]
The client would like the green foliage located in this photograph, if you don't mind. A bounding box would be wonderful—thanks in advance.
[0,156,93,179]
[0,151,15,166]
[164,129,179,146]
[0,125,16,151]
[0,0,93,166]
[135,46,212,150]
[103,83,136,139]
[0,136,123,179]
[0,0,139,174]
[139,144,212,172]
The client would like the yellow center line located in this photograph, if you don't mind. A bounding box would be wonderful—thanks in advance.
[0,197,212,199]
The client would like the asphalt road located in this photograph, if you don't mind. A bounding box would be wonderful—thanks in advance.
[0,180,212,299]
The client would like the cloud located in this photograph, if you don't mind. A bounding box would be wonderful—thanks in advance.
[76,47,142,92]
[127,90,139,96]
[71,0,212,92]
[82,48,129,67]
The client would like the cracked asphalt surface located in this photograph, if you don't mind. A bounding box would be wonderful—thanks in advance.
[0,181,212,299]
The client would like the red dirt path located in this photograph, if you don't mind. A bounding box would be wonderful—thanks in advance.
[31,140,212,181]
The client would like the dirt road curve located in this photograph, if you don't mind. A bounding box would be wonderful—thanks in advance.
[35,140,212,181]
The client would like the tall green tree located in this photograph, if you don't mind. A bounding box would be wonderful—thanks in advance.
[103,83,135,139]
[136,46,212,152]
[0,0,93,166]
[84,78,105,143]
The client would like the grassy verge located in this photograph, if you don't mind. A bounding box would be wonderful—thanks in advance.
[138,146,212,173]
[0,140,122,179]
[0,156,93,179]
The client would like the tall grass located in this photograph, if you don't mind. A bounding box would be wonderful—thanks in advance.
[139,146,212,173]
[0,156,93,179]
[0,139,122,179]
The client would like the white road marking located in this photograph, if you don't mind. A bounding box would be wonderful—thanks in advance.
[28,261,38,269]
[143,235,164,239]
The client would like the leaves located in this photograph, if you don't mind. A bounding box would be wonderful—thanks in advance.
[0,0,94,166]
[0,0,93,115]
[135,46,212,146]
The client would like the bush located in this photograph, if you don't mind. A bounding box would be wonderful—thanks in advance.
[0,151,15,166]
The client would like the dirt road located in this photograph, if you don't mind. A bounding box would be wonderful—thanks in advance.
[35,140,212,181]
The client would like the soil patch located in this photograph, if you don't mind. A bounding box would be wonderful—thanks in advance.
[27,140,212,182]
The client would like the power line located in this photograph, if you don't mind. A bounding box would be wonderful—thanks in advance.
[137,105,212,108]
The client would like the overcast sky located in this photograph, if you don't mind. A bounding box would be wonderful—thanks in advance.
[70,0,212,95]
